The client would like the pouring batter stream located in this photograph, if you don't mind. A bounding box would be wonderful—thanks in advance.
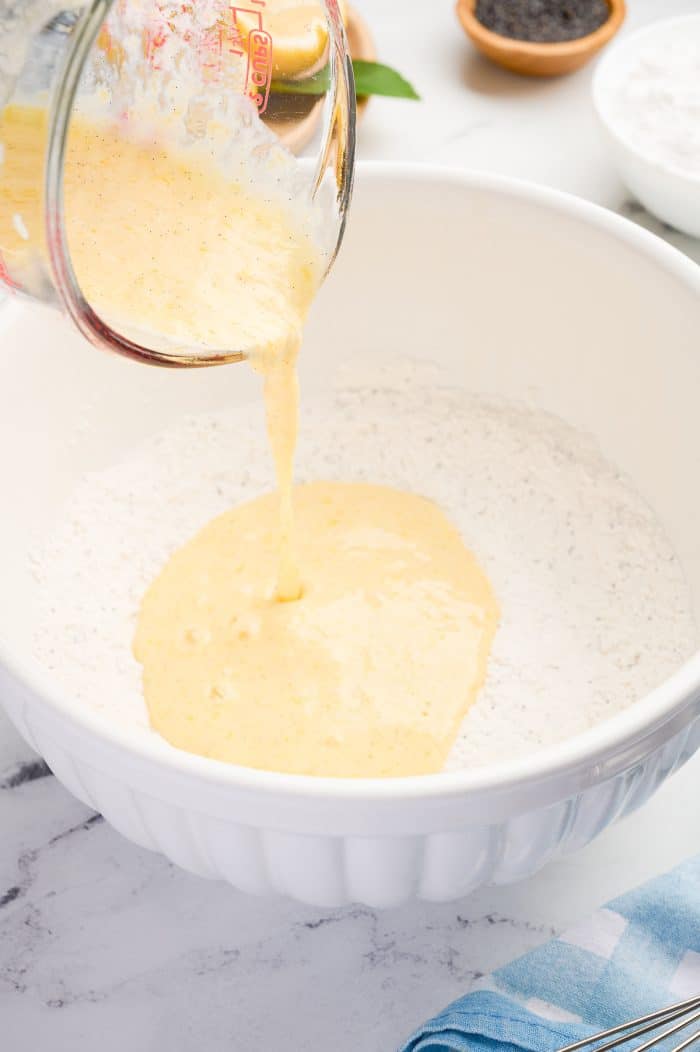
[0,105,499,776]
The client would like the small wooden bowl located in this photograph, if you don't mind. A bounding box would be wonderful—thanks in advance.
[264,6,376,153]
[456,0,626,77]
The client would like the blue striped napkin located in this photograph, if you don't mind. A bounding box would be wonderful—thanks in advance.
[399,855,700,1052]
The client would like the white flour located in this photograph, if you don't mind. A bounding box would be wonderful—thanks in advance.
[31,361,697,772]
[608,30,700,176]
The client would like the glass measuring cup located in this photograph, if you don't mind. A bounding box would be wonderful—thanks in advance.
[0,0,355,366]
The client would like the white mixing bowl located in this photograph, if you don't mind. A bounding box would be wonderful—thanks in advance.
[1,166,699,908]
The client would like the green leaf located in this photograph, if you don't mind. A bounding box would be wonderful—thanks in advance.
[270,60,420,101]
[352,60,420,100]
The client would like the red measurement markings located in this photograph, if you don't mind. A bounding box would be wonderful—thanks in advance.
[244,28,273,114]
[230,5,261,54]
[200,22,225,71]
[229,4,273,115]
[144,20,169,69]
[231,4,273,115]
[120,1,273,107]
[0,252,19,293]
[227,21,245,57]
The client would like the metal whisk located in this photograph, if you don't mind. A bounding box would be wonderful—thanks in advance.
[559,996,700,1052]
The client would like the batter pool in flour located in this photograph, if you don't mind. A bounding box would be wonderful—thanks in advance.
[32,375,698,775]
[134,482,500,778]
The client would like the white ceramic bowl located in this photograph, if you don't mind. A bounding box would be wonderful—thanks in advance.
[1,165,700,908]
[593,15,700,237]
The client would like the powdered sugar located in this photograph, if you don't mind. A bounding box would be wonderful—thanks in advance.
[607,28,700,176]
[31,361,697,772]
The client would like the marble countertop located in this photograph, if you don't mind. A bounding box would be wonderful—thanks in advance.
[2,0,700,1048]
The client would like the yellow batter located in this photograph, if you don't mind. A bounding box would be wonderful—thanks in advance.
[134,482,499,777]
[0,104,500,776]
[0,105,320,355]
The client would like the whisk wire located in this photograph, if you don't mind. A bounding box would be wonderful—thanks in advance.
[674,1030,700,1052]
[558,996,700,1052]
[630,1008,700,1052]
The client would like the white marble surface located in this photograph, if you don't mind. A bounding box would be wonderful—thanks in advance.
[2,0,700,1048]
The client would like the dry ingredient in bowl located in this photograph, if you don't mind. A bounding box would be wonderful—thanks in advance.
[31,359,697,774]
[606,34,700,176]
[475,0,610,43]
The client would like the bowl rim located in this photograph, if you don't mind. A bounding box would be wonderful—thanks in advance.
[592,13,700,186]
[456,0,625,59]
[3,161,700,804]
